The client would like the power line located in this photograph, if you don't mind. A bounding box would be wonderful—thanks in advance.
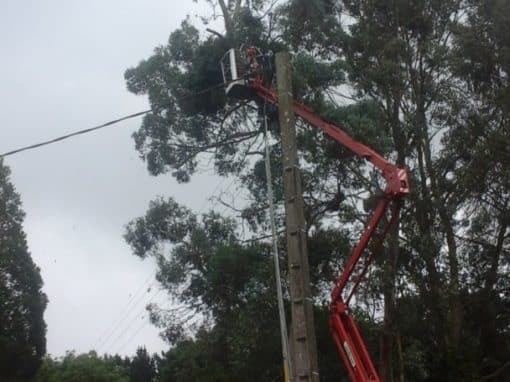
[87,80,246,352]
[93,275,153,350]
[94,180,228,353]
[113,302,201,355]
[93,176,239,354]
[0,81,231,158]
[112,317,150,356]
[0,109,152,158]
[102,178,241,354]
[104,288,162,355]
[98,283,158,353]
[3,77,250,353]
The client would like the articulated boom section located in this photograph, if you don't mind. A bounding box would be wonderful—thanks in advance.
[251,83,409,382]
[222,48,410,382]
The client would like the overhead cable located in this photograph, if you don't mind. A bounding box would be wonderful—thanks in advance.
[0,81,232,158]
[102,287,162,354]
[93,276,154,351]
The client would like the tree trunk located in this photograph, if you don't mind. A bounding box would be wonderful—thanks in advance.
[379,98,405,382]
[396,330,405,382]
[484,216,508,293]
[379,224,398,382]
[218,0,234,38]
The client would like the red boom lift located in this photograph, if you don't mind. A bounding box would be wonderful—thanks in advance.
[221,48,409,382]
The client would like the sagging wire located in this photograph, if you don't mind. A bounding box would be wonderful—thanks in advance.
[0,81,233,158]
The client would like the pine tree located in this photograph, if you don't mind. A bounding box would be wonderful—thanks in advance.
[0,160,47,381]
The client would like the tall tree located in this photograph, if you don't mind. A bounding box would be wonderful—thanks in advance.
[125,192,359,381]
[125,199,288,381]
[340,0,510,380]
[124,0,510,381]
[124,0,410,380]
[0,160,47,381]
[339,1,461,378]
[129,347,157,382]
[442,1,510,379]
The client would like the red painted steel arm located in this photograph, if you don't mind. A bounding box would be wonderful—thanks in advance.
[250,81,409,382]
[250,83,409,197]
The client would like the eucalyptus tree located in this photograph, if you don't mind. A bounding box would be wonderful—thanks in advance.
[340,0,510,380]
[124,0,510,381]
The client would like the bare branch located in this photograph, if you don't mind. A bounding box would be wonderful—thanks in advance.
[257,0,280,20]
[218,0,234,36]
[242,230,285,243]
[206,28,225,39]
[481,360,510,381]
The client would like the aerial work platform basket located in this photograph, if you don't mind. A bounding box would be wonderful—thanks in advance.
[221,47,273,99]
[220,48,249,98]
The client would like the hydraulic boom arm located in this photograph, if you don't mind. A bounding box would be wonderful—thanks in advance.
[221,48,409,382]
[250,84,409,382]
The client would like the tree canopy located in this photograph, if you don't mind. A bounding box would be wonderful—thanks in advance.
[0,160,47,381]
[36,347,160,382]
[123,1,510,381]
[36,352,129,382]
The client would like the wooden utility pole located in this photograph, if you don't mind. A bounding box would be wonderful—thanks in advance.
[275,51,320,382]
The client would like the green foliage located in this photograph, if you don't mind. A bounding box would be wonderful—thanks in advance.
[451,0,510,107]
[339,0,510,380]
[125,19,230,178]
[279,0,344,53]
[125,197,273,322]
[123,0,510,381]
[124,195,289,380]
[124,0,345,183]
[129,347,157,382]
[36,352,129,382]
[0,160,47,381]
[156,305,355,382]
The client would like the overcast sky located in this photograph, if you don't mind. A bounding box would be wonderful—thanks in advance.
[0,0,224,357]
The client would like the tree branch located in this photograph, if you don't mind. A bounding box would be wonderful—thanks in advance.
[481,360,510,381]
[206,28,225,39]
[218,0,233,37]
[242,230,285,243]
